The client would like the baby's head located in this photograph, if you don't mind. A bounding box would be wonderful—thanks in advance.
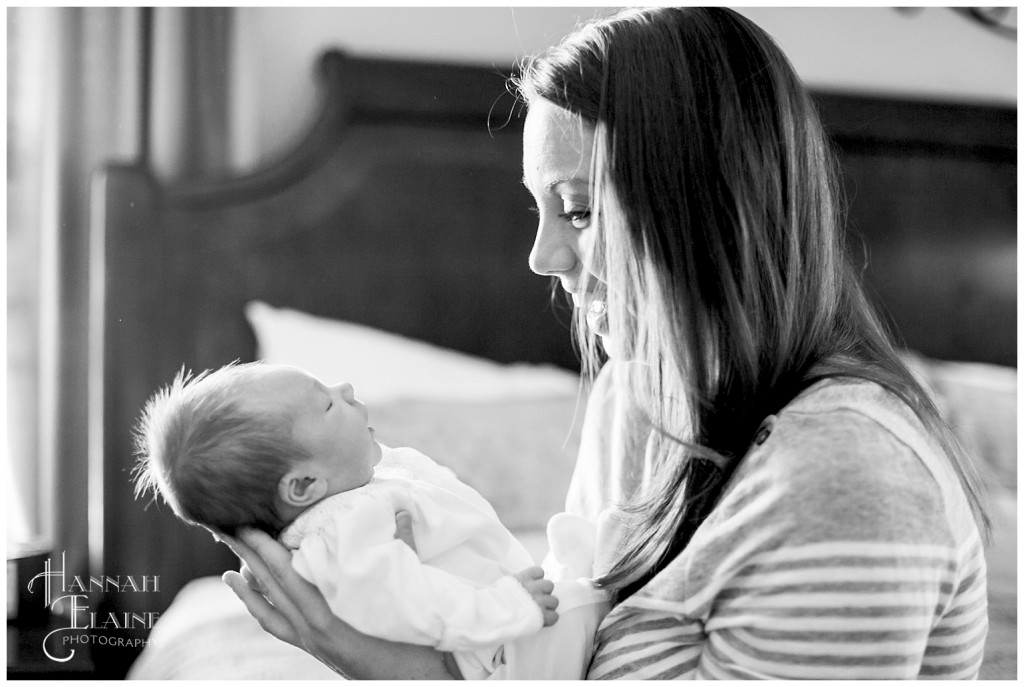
[133,361,382,537]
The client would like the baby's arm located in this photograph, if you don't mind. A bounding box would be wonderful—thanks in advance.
[291,494,551,651]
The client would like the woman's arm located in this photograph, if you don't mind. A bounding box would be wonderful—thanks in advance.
[221,528,463,679]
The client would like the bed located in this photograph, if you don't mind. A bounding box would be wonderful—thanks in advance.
[88,51,1016,678]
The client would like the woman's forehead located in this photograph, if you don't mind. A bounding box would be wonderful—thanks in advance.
[522,99,595,189]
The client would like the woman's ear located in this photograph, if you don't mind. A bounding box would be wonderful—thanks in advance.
[278,466,328,508]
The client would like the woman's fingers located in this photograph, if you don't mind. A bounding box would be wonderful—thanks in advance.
[222,533,279,597]
[239,563,263,593]
[237,528,342,635]
[222,570,301,645]
[221,528,460,678]
[222,531,312,631]
[238,528,298,582]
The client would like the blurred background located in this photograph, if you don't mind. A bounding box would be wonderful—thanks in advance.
[5,7,1017,677]
[228,7,1017,171]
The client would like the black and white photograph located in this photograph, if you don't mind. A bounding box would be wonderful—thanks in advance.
[6,5,1016,681]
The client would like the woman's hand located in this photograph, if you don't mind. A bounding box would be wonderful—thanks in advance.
[220,526,460,679]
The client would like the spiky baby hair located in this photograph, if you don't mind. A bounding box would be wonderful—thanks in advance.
[132,361,309,537]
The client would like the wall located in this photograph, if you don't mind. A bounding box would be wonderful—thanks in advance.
[229,6,1016,173]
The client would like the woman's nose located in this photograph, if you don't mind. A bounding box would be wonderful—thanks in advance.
[528,219,578,277]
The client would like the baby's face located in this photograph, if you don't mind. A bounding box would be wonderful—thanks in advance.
[239,365,383,496]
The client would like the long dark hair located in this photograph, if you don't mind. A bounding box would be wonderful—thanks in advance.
[516,7,989,600]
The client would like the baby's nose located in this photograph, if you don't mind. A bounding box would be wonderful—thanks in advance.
[337,382,355,403]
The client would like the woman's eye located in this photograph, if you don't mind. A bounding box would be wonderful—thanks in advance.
[558,208,592,229]
[326,401,333,412]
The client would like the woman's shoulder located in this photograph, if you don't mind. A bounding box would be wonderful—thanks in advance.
[769,378,944,477]
[783,375,924,425]
[756,378,940,489]
[727,378,963,542]
[632,378,977,615]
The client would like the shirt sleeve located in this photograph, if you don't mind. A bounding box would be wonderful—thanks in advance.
[290,492,543,651]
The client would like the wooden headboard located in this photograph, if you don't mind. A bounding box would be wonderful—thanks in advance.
[90,51,1015,668]
[817,93,1016,365]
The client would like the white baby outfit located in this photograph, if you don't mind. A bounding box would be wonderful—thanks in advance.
[280,445,609,680]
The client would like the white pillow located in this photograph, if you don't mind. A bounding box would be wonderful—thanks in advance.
[245,301,580,404]
[901,351,1017,494]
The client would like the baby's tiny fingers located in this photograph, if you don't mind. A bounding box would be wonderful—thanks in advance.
[537,578,554,594]
[513,567,545,590]
[521,566,544,580]
[394,511,418,553]
[538,593,559,610]
[542,609,559,627]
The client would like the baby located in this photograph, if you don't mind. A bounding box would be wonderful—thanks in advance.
[133,361,608,680]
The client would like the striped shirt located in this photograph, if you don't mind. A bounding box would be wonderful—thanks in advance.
[568,365,988,679]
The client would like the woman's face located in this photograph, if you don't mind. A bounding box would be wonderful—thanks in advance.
[522,98,608,337]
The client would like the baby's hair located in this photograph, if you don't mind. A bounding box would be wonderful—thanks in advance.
[132,361,309,537]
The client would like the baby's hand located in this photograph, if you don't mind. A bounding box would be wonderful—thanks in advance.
[513,566,559,626]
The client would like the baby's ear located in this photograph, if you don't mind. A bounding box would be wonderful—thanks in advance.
[278,468,327,508]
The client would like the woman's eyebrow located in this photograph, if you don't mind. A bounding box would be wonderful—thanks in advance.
[520,174,589,196]
[521,175,586,192]
[546,177,584,193]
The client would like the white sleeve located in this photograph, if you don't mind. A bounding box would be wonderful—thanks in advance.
[542,512,598,582]
[290,493,543,651]
[491,580,611,680]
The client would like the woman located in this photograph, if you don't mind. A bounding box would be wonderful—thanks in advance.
[224,7,990,679]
